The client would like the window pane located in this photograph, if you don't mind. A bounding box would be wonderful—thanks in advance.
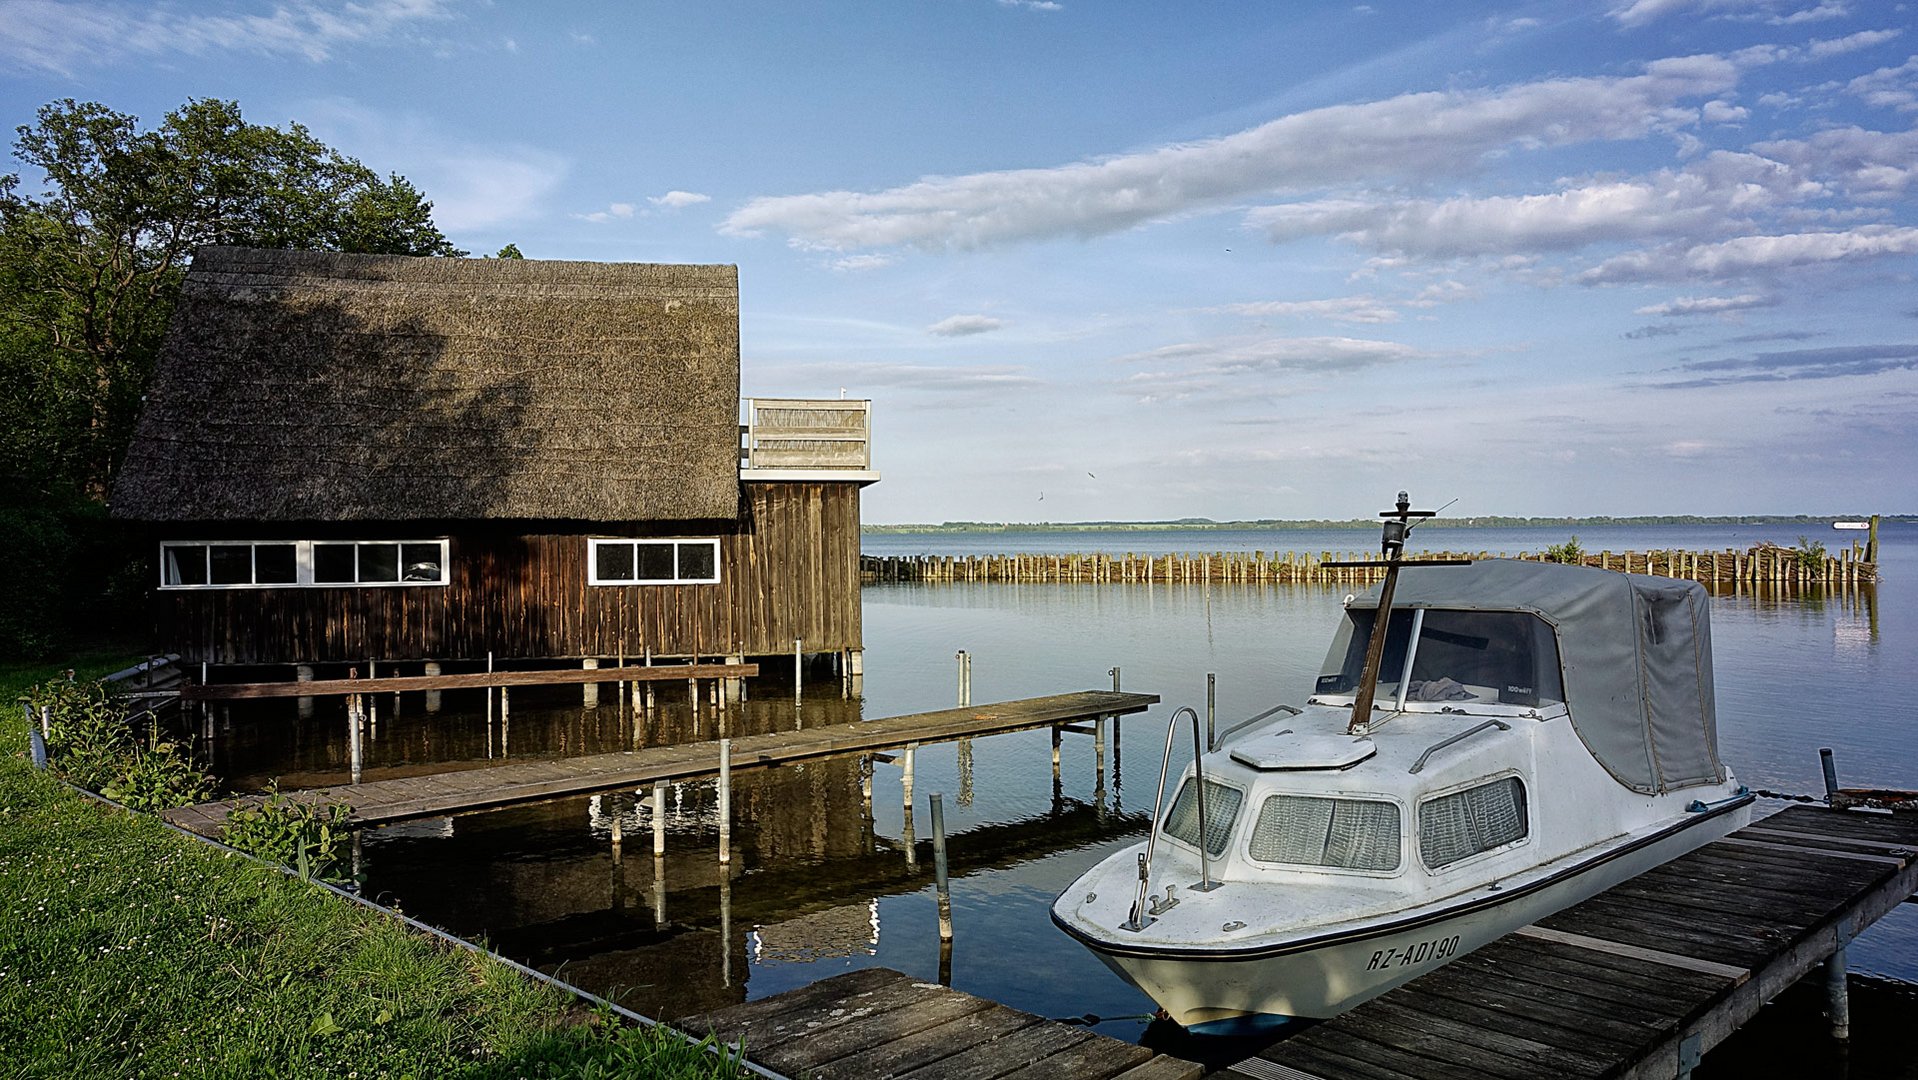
[253,544,297,584]
[401,542,444,583]
[635,543,674,581]
[1251,795,1401,871]
[1408,611,1564,705]
[677,542,716,582]
[358,543,399,583]
[164,545,208,586]
[1419,778,1528,869]
[596,542,634,582]
[1163,778,1243,857]
[208,545,254,585]
[314,544,356,583]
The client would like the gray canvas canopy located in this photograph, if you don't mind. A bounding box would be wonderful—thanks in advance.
[1349,559,1724,794]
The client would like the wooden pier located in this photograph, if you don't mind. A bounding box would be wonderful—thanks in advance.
[163,689,1156,836]
[674,967,1200,1080]
[1229,805,1918,1080]
[861,547,1877,590]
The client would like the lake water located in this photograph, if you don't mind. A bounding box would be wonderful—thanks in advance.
[200,522,1914,1073]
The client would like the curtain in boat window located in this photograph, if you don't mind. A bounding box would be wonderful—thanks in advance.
[1249,795,1402,871]
[1418,777,1528,869]
[1163,778,1243,857]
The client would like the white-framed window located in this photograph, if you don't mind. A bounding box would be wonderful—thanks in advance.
[158,540,449,589]
[1418,776,1528,870]
[588,538,721,585]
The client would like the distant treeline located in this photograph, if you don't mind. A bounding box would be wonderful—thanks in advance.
[863,514,1910,535]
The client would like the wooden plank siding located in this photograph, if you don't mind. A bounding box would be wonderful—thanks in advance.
[155,480,860,665]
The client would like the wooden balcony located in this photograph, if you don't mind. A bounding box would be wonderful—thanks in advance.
[740,398,877,482]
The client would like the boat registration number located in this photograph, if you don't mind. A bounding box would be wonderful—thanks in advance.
[1364,934,1461,971]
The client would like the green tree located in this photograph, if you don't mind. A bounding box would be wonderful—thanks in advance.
[0,97,463,499]
[494,242,525,259]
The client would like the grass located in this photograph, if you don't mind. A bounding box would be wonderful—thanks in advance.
[0,653,744,1079]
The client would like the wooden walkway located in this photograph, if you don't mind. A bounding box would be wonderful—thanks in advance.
[1230,805,1918,1080]
[675,967,1200,1080]
[163,690,1156,836]
[179,662,758,700]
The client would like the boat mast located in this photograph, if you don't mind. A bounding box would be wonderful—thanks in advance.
[1346,492,1433,735]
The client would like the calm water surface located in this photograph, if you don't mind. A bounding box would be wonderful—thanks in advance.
[205,523,1915,1072]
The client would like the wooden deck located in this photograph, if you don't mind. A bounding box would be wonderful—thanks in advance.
[179,662,759,700]
[1230,805,1918,1080]
[163,690,1156,836]
[674,967,1200,1080]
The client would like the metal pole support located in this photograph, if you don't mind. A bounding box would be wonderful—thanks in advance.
[1821,747,1840,802]
[717,738,732,865]
[1827,941,1851,1040]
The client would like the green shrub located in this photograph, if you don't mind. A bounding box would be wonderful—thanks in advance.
[1545,536,1584,564]
[222,784,355,882]
[21,675,214,809]
[102,737,215,811]
[1794,535,1829,571]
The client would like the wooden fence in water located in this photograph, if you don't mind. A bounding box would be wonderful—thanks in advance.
[861,546,1877,589]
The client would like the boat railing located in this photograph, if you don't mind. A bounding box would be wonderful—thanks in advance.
[1407,719,1510,775]
[1211,703,1301,751]
[1126,706,1220,932]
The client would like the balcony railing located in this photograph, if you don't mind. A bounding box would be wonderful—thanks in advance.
[741,398,872,471]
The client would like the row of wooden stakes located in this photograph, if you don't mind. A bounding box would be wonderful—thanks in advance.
[860,547,1878,588]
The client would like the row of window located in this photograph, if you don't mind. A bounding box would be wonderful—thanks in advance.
[1163,775,1528,874]
[158,539,722,590]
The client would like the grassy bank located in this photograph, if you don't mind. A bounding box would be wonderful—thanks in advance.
[0,655,742,1079]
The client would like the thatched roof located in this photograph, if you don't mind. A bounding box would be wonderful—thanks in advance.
[111,247,741,523]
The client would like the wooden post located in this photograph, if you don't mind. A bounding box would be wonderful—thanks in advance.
[583,657,599,708]
[931,793,953,943]
[423,661,441,714]
[1827,942,1851,1039]
[1867,514,1880,564]
[653,780,667,857]
[296,664,315,720]
[500,686,510,757]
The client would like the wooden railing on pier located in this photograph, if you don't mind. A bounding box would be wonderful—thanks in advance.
[861,547,1877,589]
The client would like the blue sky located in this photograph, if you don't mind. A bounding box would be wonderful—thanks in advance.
[4,0,1915,522]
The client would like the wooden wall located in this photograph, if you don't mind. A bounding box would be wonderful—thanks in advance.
[155,481,862,665]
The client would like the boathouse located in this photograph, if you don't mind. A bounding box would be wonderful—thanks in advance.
[109,247,876,670]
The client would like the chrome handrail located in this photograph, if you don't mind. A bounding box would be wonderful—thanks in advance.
[1407,719,1511,775]
[1212,703,1302,750]
[1125,706,1215,932]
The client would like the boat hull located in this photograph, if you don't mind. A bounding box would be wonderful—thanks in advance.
[1062,799,1752,1026]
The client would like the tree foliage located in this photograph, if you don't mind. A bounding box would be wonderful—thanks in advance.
[0,97,463,657]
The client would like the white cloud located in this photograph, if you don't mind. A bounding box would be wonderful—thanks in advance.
[575,202,637,223]
[1634,293,1777,315]
[1701,99,1750,123]
[0,0,455,75]
[1749,126,1918,199]
[649,190,711,209]
[1607,0,1847,28]
[722,55,1742,251]
[828,254,897,273]
[1847,55,1918,111]
[298,99,568,233]
[1205,296,1401,324]
[788,361,1040,394]
[1112,335,1426,401]
[928,314,1006,337]
[998,0,1063,10]
[1580,225,1918,283]
[1807,28,1903,60]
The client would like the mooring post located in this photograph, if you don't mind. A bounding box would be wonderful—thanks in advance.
[1051,722,1062,785]
[296,663,315,720]
[643,647,655,713]
[1828,939,1852,1040]
[422,661,442,714]
[347,694,363,785]
[794,638,803,705]
[903,743,918,868]
[1110,665,1123,770]
[931,792,953,943]
[1821,747,1840,801]
[583,657,599,708]
[652,780,667,858]
[500,686,510,757]
[955,650,970,706]
[485,651,495,753]
[717,738,732,865]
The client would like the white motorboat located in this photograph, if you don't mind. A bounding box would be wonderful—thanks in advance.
[1052,495,1752,1030]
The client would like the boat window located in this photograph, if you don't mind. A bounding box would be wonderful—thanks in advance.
[1316,608,1563,706]
[1419,777,1528,869]
[1249,795,1401,871]
[1163,778,1243,858]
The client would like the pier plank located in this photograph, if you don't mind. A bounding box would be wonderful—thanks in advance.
[1247,807,1918,1080]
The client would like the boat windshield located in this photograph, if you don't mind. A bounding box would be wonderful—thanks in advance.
[1315,608,1565,707]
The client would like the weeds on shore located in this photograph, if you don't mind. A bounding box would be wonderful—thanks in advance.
[221,783,354,883]
[1544,536,1585,564]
